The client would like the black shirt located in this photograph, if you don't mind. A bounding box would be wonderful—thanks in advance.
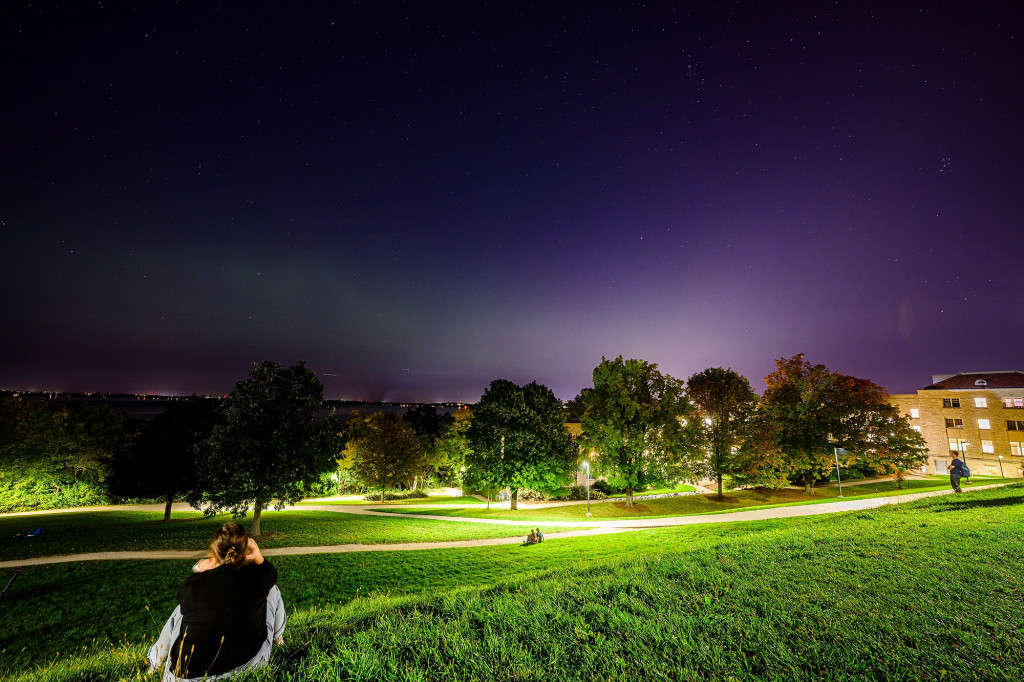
[951,458,964,476]
[170,560,277,677]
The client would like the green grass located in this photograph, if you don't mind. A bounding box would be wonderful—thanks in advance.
[0,509,554,561]
[607,483,697,498]
[379,478,973,522]
[3,484,1024,680]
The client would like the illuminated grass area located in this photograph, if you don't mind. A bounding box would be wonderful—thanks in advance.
[1,485,1022,680]
[377,478,988,522]
[297,494,487,506]
[0,509,551,561]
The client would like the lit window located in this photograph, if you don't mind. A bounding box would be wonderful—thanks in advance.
[975,397,987,408]
[943,398,961,408]
[1012,443,1023,457]
[979,419,991,430]
[1005,398,1024,409]
[911,425,922,433]
[1017,399,1024,409]
[910,408,920,419]
[982,440,994,453]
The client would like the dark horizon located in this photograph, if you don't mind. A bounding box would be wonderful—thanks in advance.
[3,3,1022,403]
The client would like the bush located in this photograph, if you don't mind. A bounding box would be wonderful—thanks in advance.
[592,479,624,495]
[550,484,607,501]
[364,489,431,502]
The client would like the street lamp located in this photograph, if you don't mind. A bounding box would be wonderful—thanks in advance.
[998,454,1005,479]
[833,446,845,498]
[958,440,970,480]
[583,458,592,517]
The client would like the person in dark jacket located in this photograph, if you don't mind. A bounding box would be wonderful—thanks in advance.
[948,456,965,493]
[148,522,286,681]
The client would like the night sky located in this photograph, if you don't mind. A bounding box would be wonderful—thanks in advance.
[2,2,1022,402]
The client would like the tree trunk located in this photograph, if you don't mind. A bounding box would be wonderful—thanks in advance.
[251,499,263,536]
[510,488,518,511]
[163,493,174,522]
[717,474,724,501]
[381,488,386,503]
[804,473,814,495]
[625,487,634,507]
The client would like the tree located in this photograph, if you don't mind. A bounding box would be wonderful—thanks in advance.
[851,402,928,488]
[466,379,577,510]
[0,397,129,511]
[576,357,691,507]
[685,367,758,500]
[758,354,910,494]
[112,398,220,520]
[193,361,342,535]
[427,406,473,487]
[347,412,425,501]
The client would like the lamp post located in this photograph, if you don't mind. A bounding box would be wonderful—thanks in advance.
[958,440,970,480]
[583,459,591,517]
[998,454,1005,479]
[833,446,844,499]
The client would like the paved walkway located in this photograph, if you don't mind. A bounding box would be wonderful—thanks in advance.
[1,483,1010,569]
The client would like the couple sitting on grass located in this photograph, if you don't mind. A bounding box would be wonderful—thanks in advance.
[525,527,544,544]
[147,522,286,681]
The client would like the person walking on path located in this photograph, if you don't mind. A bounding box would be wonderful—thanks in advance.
[948,456,966,493]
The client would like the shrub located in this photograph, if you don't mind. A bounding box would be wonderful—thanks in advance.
[364,489,431,502]
[550,484,607,501]
[592,479,624,495]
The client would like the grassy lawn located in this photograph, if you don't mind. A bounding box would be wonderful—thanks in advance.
[0,509,551,561]
[2,483,1023,680]
[379,478,978,522]
[607,483,697,498]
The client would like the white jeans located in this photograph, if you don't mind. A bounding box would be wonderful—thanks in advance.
[147,585,286,682]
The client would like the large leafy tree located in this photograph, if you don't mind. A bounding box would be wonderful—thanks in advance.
[112,398,220,521]
[758,354,906,494]
[347,412,425,501]
[428,406,473,487]
[685,367,758,500]
[466,379,576,510]
[0,397,129,511]
[193,361,342,535]
[577,357,691,507]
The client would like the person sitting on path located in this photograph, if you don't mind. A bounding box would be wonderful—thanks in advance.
[148,522,286,681]
[525,529,538,545]
[536,528,544,542]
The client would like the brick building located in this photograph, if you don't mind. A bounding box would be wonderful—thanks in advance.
[890,371,1024,478]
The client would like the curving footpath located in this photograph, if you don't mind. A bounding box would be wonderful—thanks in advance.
[0,484,1009,570]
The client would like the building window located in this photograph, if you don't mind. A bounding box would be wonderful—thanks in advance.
[943,398,961,408]
[975,397,987,408]
[1010,421,1018,431]
[949,439,968,452]
[1012,442,1023,457]
[945,418,964,429]
[982,440,994,453]
[910,408,920,419]
[911,425,922,433]
[1003,397,1024,409]
[978,419,991,430]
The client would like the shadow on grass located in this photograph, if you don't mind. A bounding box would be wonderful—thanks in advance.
[927,495,1024,512]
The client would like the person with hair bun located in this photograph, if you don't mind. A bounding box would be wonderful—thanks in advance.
[148,522,286,680]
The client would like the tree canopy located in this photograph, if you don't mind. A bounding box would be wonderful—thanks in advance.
[577,357,691,506]
[347,412,425,501]
[756,354,922,493]
[685,367,758,500]
[192,361,342,535]
[466,379,576,510]
[112,398,220,520]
